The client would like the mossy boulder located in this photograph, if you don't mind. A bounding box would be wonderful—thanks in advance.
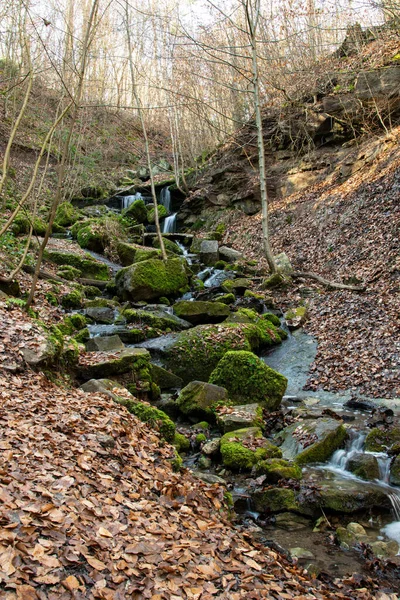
[216,403,263,433]
[44,250,110,280]
[55,202,81,227]
[61,289,84,309]
[220,427,282,471]
[153,237,183,255]
[174,432,191,453]
[115,258,189,302]
[77,347,151,381]
[85,335,125,352]
[21,323,63,368]
[365,427,400,452]
[122,307,190,332]
[262,273,286,289]
[284,306,308,330]
[216,293,235,305]
[58,313,87,336]
[252,488,299,514]
[209,351,287,410]
[173,300,230,325]
[116,242,161,266]
[147,204,168,223]
[85,306,116,324]
[261,313,281,327]
[176,381,229,421]
[12,214,47,236]
[255,458,302,482]
[119,399,175,442]
[310,478,390,515]
[77,222,108,252]
[221,278,251,294]
[123,198,148,223]
[347,453,380,481]
[56,265,82,281]
[150,364,183,390]
[274,418,348,465]
[390,455,400,486]
[164,321,285,384]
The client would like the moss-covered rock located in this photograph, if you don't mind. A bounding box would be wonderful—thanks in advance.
[12,214,47,236]
[221,278,251,294]
[56,265,82,281]
[216,403,263,433]
[347,453,380,481]
[150,364,183,389]
[390,455,400,486]
[255,458,303,482]
[261,313,281,327]
[44,250,110,280]
[365,427,400,452]
[284,306,308,330]
[153,237,183,255]
[120,399,175,442]
[252,488,299,513]
[122,307,189,331]
[164,321,285,384]
[77,222,108,252]
[209,351,287,410]
[147,204,168,223]
[115,258,189,302]
[176,381,229,421]
[274,418,348,465]
[220,427,282,471]
[116,242,161,266]
[58,313,87,335]
[21,322,64,368]
[174,432,191,453]
[55,202,81,227]
[61,289,84,309]
[77,347,151,380]
[262,273,286,289]
[74,328,90,343]
[123,198,148,223]
[173,300,230,325]
[216,293,235,305]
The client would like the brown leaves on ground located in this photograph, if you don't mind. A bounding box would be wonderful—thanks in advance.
[0,304,376,599]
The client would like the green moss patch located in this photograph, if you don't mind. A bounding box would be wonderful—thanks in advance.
[115,258,189,302]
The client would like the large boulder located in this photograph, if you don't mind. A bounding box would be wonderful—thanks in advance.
[164,320,285,384]
[173,300,230,325]
[200,240,219,265]
[216,403,263,433]
[209,351,287,410]
[44,250,109,281]
[274,418,347,465]
[365,426,400,452]
[122,306,191,331]
[85,335,124,352]
[115,258,189,302]
[116,242,160,266]
[176,381,228,421]
[255,458,302,482]
[220,427,282,471]
[347,453,380,481]
[150,364,183,390]
[123,198,148,223]
[219,246,243,263]
[85,306,116,324]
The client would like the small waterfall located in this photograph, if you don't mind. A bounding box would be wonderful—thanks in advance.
[122,192,143,210]
[159,186,171,212]
[163,213,177,233]
[389,493,400,520]
[176,241,192,265]
[329,430,365,472]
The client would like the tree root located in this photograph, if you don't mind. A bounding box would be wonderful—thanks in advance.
[291,271,366,291]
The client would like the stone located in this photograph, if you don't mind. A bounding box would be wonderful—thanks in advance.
[192,472,227,486]
[85,335,124,352]
[255,458,303,482]
[355,66,400,101]
[22,330,62,368]
[85,307,116,324]
[81,378,135,402]
[116,242,160,266]
[122,306,191,332]
[176,381,229,421]
[115,258,189,302]
[347,453,380,481]
[365,426,400,452]
[290,548,314,560]
[369,540,399,558]
[78,347,151,381]
[209,351,288,410]
[274,513,310,530]
[284,306,308,330]
[216,403,263,433]
[390,455,400,486]
[220,427,282,471]
[150,364,183,390]
[197,456,212,470]
[274,418,347,465]
[44,250,109,281]
[122,198,148,223]
[202,438,221,456]
[173,300,230,325]
[252,487,298,513]
[200,240,219,265]
[221,278,252,294]
[274,252,293,274]
[218,246,243,263]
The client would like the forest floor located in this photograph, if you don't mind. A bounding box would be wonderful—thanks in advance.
[220,128,400,401]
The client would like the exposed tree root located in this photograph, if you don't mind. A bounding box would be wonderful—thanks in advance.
[292,271,366,291]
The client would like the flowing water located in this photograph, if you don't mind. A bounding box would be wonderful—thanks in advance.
[159,186,171,212]
[163,213,177,233]
[121,192,143,210]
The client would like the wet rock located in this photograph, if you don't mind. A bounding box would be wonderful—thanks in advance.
[345,398,377,411]
[274,513,310,530]
[290,547,314,560]
[220,427,282,471]
[255,458,302,482]
[173,300,230,325]
[176,381,229,421]
[219,246,243,263]
[209,351,288,410]
[347,452,380,481]
[390,455,400,486]
[284,306,308,330]
[200,240,219,265]
[216,403,263,433]
[252,487,298,513]
[85,307,116,324]
[150,364,183,390]
[202,438,221,456]
[274,418,347,465]
[192,471,227,486]
[365,426,400,452]
[336,523,368,549]
[85,334,124,352]
[305,478,390,515]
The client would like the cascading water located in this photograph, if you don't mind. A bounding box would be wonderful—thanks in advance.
[163,213,177,233]
[159,186,171,212]
[121,191,143,210]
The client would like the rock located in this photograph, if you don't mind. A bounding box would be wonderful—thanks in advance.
[198,456,212,470]
[192,471,227,486]
[216,293,236,305]
[390,455,400,486]
[176,381,229,421]
[274,513,310,531]
[96,433,116,449]
[164,321,285,384]
[284,306,308,330]
[78,347,151,384]
[274,252,293,274]
[85,335,124,352]
[347,453,380,481]
[200,240,219,265]
[202,438,221,456]
[255,458,302,482]
[221,278,252,294]
[356,66,400,101]
[173,432,191,453]
[220,427,282,471]
[85,307,116,324]
[252,487,298,513]
[122,198,148,223]
[365,426,400,452]
[115,258,189,302]
[307,477,390,515]
[55,202,81,226]
[173,300,230,325]
[219,246,243,263]
[216,403,263,433]
[122,306,191,331]
[261,273,286,289]
[116,242,160,266]
[22,330,62,368]
[209,351,288,410]
[347,522,367,537]
[290,548,314,560]
[274,418,347,465]
[153,237,183,255]
[150,364,183,390]
[369,540,399,558]
[81,378,135,402]
[44,250,109,281]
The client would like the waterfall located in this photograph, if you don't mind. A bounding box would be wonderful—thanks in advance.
[389,493,400,520]
[163,213,177,233]
[159,186,171,212]
[122,192,143,210]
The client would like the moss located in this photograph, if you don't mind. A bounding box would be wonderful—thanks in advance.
[61,338,80,367]
[215,260,228,269]
[192,278,205,291]
[58,313,87,335]
[221,278,251,293]
[365,427,400,452]
[209,350,287,409]
[77,223,107,252]
[74,328,90,343]
[45,292,58,306]
[236,308,258,321]
[171,451,183,472]
[244,289,264,300]
[174,432,191,453]
[195,433,207,445]
[116,241,160,266]
[220,427,282,471]
[159,296,170,305]
[123,199,148,223]
[147,204,169,223]
[56,265,82,281]
[55,202,81,227]
[176,381,228,421]
[192,421,209,430]
[44,250,110,281]
[252,488,299,513]
[122,307,184,332]
[61,289,84,309]
[261,313,281,327]
[117,397,175,442]
[153,237,182,255]
[216,293,235,305]
[295,424,348,466]
[116,258,189,302]
[173,300,230,324]
[255,458,302,482]
[83,285,101,299]
[262,273,286,289]
[224,491,234,508]
[85,298,118,308]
